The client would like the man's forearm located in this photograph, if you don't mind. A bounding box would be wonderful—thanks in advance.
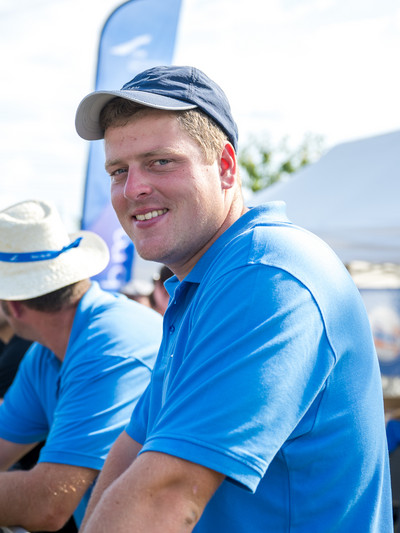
[0,463,97,531]
[0,469,49,530]
[82,450,224,533]
[81,431,142,531]
[82,477,199,533]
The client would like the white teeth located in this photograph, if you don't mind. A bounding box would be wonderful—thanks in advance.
[136,209,167,221]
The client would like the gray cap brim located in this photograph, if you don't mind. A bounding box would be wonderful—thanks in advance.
[75,90,197,140]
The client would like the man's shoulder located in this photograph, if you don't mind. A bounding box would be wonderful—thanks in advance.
[211,206,346,285]
[7,341,55,384]
[200,208,359,318]
[82,284,161,322]
[70,285,162,357]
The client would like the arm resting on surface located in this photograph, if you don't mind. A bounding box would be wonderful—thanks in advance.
[0,460,97,531]
[81,446,225,533]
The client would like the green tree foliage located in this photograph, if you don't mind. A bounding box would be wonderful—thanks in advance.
[238,133,324,193]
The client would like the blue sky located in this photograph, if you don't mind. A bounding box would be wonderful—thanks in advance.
[0,0,399,232]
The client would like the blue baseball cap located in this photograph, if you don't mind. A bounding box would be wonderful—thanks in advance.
[75,65,239,151]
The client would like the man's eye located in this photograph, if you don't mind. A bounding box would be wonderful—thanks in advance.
[112,168,127,175]
[154,159,170,166]
[109,168,127,181]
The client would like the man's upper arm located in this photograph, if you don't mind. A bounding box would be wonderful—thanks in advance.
[137,265,330,493]
[40,354,152,471]
[133,450,225,511]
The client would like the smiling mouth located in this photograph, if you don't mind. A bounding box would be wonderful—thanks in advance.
[135,209,168,221]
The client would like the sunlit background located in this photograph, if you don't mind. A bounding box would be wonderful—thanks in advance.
[1,0,399,232]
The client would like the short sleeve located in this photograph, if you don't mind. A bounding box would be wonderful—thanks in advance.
[139,265,335,492]
[0,344,50,443]
[40,353,152,470]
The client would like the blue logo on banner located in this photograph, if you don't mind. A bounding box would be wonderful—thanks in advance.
[82,0,182,290]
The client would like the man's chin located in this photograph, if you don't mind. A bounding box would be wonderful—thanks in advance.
[134,246,165,264]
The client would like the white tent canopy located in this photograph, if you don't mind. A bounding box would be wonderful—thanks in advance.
[250,130,400,265]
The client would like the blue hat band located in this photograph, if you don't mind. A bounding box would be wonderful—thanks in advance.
[0,237,82,263]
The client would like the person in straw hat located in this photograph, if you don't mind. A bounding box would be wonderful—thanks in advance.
[0,199,162,532]
[75,65,391,533]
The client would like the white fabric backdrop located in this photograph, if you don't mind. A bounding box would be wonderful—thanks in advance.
[250,130,400,264]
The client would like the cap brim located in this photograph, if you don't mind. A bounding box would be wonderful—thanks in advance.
[75,90,197,140]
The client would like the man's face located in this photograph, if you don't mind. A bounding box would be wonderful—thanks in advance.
[0,300,35,341]
[105,110,234,279]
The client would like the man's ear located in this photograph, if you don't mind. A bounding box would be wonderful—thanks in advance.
[6,300,24,319]
[219,142,237,190]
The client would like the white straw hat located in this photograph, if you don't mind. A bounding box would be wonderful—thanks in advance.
[0,199,110,300]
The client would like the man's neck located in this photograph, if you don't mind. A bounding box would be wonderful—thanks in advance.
[30,281,91,361]
[39,305,79,361]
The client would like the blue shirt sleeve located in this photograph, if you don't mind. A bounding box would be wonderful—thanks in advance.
[40,352,152,470]
[129,265,334,492]
[0,343,153,471]
[0,344,50,443]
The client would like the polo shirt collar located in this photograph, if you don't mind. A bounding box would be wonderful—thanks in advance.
[165,201,289,294]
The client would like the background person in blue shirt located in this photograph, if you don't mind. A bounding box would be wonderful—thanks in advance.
[0,199,162,532]
[75,66,393,532]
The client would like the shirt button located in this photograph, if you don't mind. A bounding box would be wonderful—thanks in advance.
[169,325,175,333]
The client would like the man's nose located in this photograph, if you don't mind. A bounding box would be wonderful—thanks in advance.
[123,169,153,200]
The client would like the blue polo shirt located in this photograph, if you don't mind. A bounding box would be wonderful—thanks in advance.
[0,281,162,525]
[126,203,392,532]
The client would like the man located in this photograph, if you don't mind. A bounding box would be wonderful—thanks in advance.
[0,199,162,532]
[75,66,392,532]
